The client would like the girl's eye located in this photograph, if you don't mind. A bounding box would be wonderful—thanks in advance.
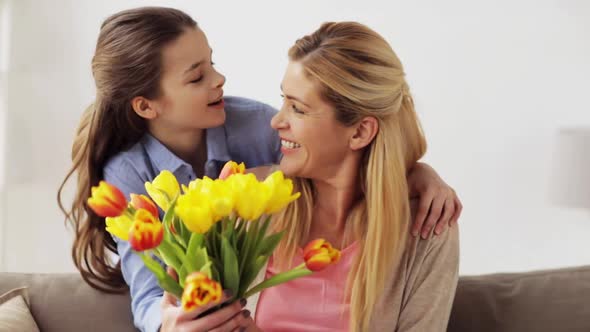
[190,77,203,83]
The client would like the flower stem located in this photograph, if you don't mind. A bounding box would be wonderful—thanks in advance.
[243,266,311,298]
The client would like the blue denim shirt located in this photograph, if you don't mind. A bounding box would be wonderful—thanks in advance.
[103,96,280,332]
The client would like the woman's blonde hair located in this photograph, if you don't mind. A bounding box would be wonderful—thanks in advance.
[273,22,427,331]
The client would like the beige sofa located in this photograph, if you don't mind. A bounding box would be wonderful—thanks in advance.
[1,265,589,331]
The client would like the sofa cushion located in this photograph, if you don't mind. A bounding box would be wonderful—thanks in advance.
[0,273,137,332]
[0,287,40,332]
[448,265,590,332]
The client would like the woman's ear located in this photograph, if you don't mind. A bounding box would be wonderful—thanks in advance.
[131,96,158,120]
[349,116,379,150]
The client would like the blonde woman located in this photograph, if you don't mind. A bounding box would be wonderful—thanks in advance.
[241,22,460,331]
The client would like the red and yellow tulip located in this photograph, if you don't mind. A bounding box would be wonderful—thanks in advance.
[129,209,164,251]
[181,272,222,311]
[87,181,127,217]
[218,161,245,180]
[303,239,341,271]
[130,194,159,218]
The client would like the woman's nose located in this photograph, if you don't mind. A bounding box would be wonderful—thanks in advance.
[270,109,287,130]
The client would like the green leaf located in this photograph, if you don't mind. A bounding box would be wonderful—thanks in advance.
[257,216,272,243]
[156,243,181,272]
[199,261,212,277]
[140,253,183,298]
[239,219,260,276]
[221,235,240,297]
[193,247,210,273]
[178,264,187,288]
[210,259,221,282]
[162,197,177,227]
[256,231,285,257]
[239,255,269,297]
[187,233,204,258]
[244,267,312,298]
[177,216,190,249]
[236,219,247,249]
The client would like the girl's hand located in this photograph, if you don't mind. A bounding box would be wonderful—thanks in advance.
[407,162,463,239]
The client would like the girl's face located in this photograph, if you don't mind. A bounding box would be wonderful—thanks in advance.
[150,27,226,132]
[271,61,357,180]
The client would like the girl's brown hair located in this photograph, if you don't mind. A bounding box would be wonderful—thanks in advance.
[57,7,196,293]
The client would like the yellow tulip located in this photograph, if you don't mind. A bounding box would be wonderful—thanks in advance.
[176,191,215,233]
[218,161,245,179]
[105,214,133,241]
[228,173,270,220]
[204,178,234,220]
[263,171,301,214]
[145,170,180,211]
[184,177,234,221]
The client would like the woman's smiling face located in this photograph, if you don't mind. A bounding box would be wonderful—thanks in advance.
[271,61,357,180]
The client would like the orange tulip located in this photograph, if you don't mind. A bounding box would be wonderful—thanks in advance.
[130,194,159,218]
[128,209,164,251]
[218,161,245,180]
[181,272,222,311]
[303,239,341,272]
[87,181,127,217]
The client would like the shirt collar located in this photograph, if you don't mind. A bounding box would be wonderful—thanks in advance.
[206,125,231,163]
[141,127,232,178]
[141,133,192,175]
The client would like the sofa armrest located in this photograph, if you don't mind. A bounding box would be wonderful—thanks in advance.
[0,273,137,332]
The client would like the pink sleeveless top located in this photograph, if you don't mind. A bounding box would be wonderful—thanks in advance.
[255,241,359,331]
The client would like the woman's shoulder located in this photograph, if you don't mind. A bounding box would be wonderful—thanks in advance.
[403,198,460,273]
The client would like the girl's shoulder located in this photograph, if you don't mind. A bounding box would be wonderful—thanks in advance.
[102,139,155,196]
[223,96,278,128]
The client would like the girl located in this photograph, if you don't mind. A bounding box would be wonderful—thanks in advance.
[58,7,461,332]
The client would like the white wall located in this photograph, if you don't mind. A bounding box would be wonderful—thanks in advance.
[0,0,589,274]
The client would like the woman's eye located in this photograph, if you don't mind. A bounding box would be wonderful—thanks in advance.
[190,77,203,83]
[292,104,304,114]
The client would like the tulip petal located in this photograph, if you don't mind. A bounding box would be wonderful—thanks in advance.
[181,272,222,311]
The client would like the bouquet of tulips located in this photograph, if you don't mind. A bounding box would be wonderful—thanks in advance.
[87,161,341,310]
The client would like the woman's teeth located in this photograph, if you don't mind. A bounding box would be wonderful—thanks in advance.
[281,139,301,149]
